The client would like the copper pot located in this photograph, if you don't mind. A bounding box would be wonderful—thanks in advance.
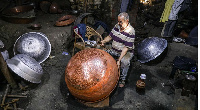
[1,5,35,24]
[40,1,51,13]
[2,5,34,16]
[49,2,62,14]
[65,48,119,102]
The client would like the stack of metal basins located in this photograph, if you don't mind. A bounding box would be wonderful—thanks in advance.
[6,32,51,83]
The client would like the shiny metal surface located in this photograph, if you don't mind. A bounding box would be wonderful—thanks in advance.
[137,37,167,63]
[14,32,51,64]
[6,54,43,83]
[185,75,196,81]
[65,48,119,102]
[0,40,4,48]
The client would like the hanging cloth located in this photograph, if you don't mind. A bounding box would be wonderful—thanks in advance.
[77,24,87,41]
[160,0,175,22]
[120,0,130,12]
[168,0,184,20]
[161,20,177,37]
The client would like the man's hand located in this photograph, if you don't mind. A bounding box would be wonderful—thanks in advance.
[117,47,128,68]
[117,60,120,68]
[99,36,112,47]
[100,41,105,47]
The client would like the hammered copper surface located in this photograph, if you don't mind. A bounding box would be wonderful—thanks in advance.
[65,48,119,102]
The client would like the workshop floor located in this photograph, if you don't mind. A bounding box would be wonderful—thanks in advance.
[0,10,198,110]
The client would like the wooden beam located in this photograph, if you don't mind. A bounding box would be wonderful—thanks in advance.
[0,53,17,89]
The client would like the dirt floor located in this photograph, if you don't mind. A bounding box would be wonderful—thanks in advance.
[0,6,198,110]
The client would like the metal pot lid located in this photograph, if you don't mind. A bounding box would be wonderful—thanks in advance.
[137,37,167,63]
[6,54,43,83]
[14,32,51,64]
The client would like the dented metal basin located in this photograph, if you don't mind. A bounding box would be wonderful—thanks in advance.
[65,48,119,102]
[6,54,43,83]
[137,37,167,63]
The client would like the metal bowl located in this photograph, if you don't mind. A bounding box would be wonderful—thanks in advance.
[14,32,51,64]
[6,54,43,83]
[137,37,167,63]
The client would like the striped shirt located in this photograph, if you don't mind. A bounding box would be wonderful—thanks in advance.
[109,23,135,54]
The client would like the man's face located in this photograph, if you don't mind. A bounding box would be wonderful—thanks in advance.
[118,16,129,30]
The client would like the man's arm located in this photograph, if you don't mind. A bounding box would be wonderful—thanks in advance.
[117,46,128,68]
[100,35,112,46]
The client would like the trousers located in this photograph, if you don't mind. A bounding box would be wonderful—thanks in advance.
[105,48,133,81]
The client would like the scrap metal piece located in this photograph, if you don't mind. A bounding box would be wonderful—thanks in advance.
[137,37,167,63]
[18,83,28,91]
[0,40,4,48]
[7,95,27,98]
[13,32,51,64]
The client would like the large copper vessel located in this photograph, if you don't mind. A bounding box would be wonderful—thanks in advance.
[65,48,119,102]
[1,5,35,24]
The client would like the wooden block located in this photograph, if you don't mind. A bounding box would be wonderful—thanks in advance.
[79,97,109,108]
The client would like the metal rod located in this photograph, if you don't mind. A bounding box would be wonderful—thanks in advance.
[7,95,27,98]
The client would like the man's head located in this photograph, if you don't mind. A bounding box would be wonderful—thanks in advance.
[118,12,129,30]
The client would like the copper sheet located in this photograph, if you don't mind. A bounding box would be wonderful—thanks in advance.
[55,15,76,26]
